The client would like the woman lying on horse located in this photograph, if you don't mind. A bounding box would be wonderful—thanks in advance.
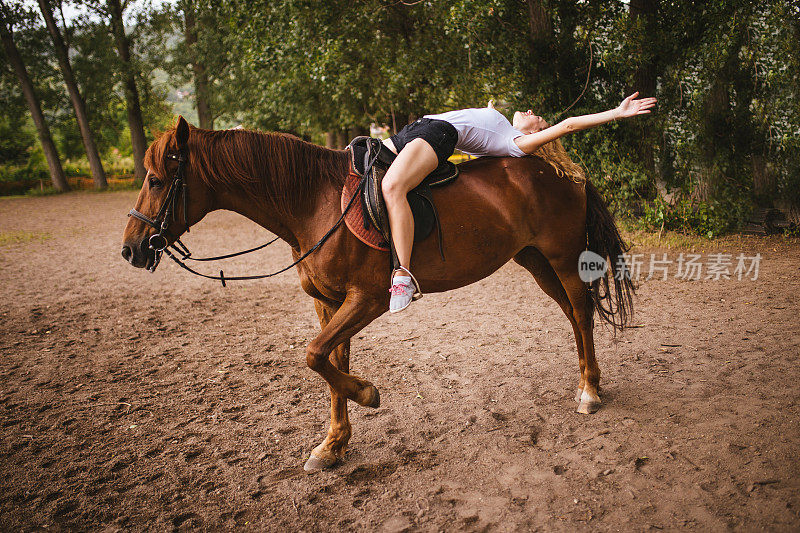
[382,92,656,312]
[123,91,654,471]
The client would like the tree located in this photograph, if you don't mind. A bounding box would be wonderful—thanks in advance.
[37,0,106,188]
[151,0,232,131]
[228,0,468,135]
[628,0,658,180]
[105,0,146,179]
[0,2,68,191]
[182,1,212,129]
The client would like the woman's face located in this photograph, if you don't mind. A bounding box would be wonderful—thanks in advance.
[513,110,548,134]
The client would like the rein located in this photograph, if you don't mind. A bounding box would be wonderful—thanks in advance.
[128,145,376,287]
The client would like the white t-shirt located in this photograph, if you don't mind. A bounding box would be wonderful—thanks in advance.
[424,108,527,157]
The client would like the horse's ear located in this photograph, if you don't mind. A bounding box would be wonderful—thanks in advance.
[176,116,190,148]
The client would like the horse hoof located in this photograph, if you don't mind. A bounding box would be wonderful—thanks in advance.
[576,390,601,414]
[356,385,380,408]
[303,453,336,472]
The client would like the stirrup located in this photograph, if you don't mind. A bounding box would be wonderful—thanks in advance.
[393,266,423,301]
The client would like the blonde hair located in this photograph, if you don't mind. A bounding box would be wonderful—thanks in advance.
[533,138,586,185]
[516,115,586,185]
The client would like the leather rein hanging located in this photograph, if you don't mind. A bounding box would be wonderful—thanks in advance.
[127,147,376,287]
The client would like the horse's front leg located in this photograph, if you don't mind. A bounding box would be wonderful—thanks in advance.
[303,293,383,471]
[304,299,353,471]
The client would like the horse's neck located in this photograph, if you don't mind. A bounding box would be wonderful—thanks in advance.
[211,166,342,252]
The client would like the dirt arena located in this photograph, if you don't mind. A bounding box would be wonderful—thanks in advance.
[1,190,799,531]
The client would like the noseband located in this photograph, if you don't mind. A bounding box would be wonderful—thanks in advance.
[128,151,191,272]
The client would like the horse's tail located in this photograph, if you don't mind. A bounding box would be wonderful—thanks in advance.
[584,180,635,332]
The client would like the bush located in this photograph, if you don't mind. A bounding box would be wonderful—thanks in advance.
[640,196,733,238]
[24,186,60,197]
[0,166,50,195]
[0,166,48,183]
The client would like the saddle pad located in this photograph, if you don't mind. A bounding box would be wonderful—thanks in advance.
[341,165,390,251]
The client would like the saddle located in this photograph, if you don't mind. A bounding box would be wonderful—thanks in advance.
[346,136,458,267]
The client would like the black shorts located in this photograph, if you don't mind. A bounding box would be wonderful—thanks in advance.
[389,118,459,167]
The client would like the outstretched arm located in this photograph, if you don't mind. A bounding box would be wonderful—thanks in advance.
[514,92,656,155]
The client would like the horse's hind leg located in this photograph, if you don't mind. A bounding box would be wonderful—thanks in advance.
[304,299,353,472]
[543,248,602,415]
[513,247,591,409]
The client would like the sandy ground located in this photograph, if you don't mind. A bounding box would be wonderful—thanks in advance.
[1,190,799,532]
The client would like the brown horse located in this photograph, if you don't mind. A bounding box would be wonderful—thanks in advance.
[121,117,633,472]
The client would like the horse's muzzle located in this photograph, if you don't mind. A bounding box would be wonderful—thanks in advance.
[121,238,153,269]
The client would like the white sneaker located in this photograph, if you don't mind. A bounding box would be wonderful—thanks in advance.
[389,275,416,313]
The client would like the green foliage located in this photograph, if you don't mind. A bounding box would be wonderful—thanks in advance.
[0,161,50,195]
[0,165,49,183]
[0,0,172,179]
[0,106,35,164]
[0,3,65,166]
[640,196,735,238]
[0,0,798,237]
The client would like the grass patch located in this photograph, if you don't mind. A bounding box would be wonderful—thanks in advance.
[0,169,141,197]
[619,219,800,252]
[106,178,143,192]
[24,187,61,197]
[0,230,53,246]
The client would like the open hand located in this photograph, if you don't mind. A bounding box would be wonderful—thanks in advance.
[615,92,657,119]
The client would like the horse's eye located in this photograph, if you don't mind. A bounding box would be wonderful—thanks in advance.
[149,177,163,189]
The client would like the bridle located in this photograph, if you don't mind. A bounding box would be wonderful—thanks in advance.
[127,143,376,286]
[128,151,192,272]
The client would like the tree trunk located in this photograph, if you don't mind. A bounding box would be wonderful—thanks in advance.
[183,5,213,129]
[751,153,774,200]
[525,0,553,100]
[629,0,659,184]
[697,25,746,202]
[38,0,107,188]
[527,0,550,42]
[324,131,336,148]
[336,130,347,149]
[0,15,69,191]
[629,0,658,97]
[347,126,366,140]
[107,0,146,179]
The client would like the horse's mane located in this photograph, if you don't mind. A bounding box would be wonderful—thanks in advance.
[145,126,349,217]
[144,124,585,220]
[533,139,586,185]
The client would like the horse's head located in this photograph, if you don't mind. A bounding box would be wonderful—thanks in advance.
[121,116,214,270]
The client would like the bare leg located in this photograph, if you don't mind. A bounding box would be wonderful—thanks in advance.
[304,299,353,472]
[381,138,439,271]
